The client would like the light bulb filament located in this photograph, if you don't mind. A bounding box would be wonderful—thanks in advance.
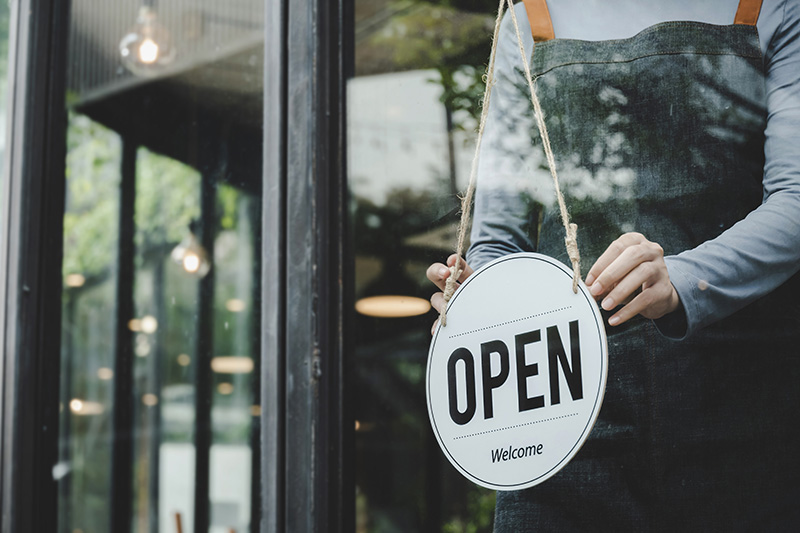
[183,252,201,274]
[138,38,160,64]
[119,6,175,76]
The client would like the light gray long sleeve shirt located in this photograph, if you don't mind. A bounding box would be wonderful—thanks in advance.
[467,0,800,339]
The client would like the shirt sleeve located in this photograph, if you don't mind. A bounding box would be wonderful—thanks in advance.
[659,0,800,339]
[467,5,541,270]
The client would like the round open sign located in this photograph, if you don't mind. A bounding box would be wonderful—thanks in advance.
[427,253,608,490]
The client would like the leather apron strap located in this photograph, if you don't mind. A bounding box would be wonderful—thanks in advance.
[522,0,555,42]
[734,0,763,25]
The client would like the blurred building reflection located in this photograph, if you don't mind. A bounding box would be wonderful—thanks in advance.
[59,1,263,532]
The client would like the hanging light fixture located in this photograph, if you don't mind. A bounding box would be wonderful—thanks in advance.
[355,295,431,318]
[355,258,431,318]
[119,0,176,76]
[171,221,211,278]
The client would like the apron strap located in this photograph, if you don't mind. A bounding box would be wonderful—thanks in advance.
[734,0,763,25]
[522,0,555,42]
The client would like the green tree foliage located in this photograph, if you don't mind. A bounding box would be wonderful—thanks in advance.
[63,114,122,281]
[62,114,203,285]
[359,1,495,131]
[134,147,200,256]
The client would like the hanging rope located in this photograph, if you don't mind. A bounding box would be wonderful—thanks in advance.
[440,0,581,327]
[505,0,581,291]
[439,0,506,326]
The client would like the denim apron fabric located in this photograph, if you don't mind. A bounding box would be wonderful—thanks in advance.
[493,17,800,532]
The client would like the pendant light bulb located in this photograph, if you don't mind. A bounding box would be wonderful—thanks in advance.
[171,229,211,278]
[119,6,176,76]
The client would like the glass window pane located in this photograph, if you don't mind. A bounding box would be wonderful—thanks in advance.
[59,1,264,532]
[349,1,496,530]
[131,147,201,532]
[59,114,122,533]
[0,0,9,203]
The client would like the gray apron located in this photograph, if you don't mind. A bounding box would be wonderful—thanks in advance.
[493,2,800,530]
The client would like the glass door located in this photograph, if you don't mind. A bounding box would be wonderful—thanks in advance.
[58,1,264,531]
[347,0,497,530]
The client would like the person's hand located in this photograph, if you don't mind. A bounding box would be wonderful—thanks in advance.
[426,254,475,335]
[585,232,679,326]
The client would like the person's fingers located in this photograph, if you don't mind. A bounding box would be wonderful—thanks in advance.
[598,260,658,311]
[427,256,474,292]
[608,281,674,325]
[430,317,440,336]
[607,290,651,326]
[426,262,451,291]
[589,239,663,298]
[427,256,474,337]
[585,233,678,326]
[585,232,646,288]
[431,291,445,314]
[446,254,474,283]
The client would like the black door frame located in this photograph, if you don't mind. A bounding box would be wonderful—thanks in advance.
[262,0,353,531]
[0,0,71,532]
[0,0,353,530]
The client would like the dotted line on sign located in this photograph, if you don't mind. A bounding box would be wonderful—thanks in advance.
[448,306,573,339]
[452,412,580,440]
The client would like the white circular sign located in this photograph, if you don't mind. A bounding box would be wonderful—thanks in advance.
[427,252,608,490]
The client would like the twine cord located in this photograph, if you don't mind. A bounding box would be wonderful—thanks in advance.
[440,0,581,327]
[506,1,581,292]
[440,0,507,327]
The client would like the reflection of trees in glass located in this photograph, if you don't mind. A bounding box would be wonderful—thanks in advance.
[484,53,766,266]
[135,148,202,253]
[354,186,446,261]
[62,123,204,284]
[60,281,117,533]
[0,0,10,181]
[441,487,495,533]
[128,150,258,531]
[61,116,227,532]
[132,149,256,448]
[63,115,122,282]
[60,114,122,533]
[353,2,498,531]
[0,3,8,89]
[357,1,495,195]
[0,0,9,149]
[212,184,258,445]
[364,6,490,70]
[352,183,495,533]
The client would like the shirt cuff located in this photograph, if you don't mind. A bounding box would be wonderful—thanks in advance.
[652,257,696,341]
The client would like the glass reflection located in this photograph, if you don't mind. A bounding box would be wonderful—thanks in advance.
[59,1,263,532]
[351,0,497,531]
[0,1,9,209]
[472,41,767,270]
[59,115,122,533]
